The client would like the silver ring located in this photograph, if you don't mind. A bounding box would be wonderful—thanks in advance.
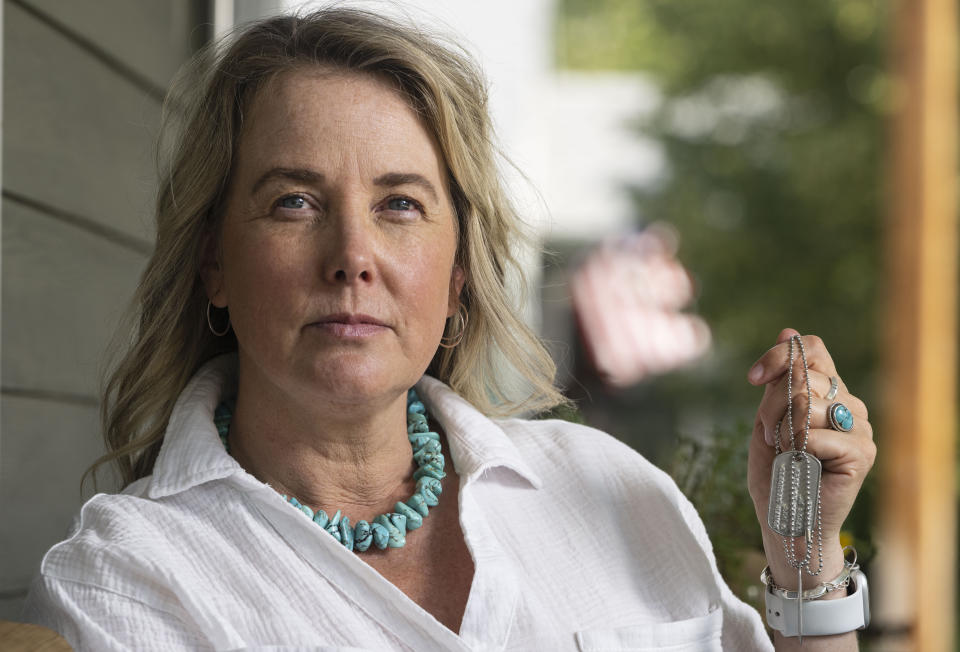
[825,376,839,401]
[828,402,854,432]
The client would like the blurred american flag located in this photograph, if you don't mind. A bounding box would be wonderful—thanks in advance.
[570,224,712,387]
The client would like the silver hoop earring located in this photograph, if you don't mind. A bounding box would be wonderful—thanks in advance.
[207,300,231,337]
[439,303,468,349]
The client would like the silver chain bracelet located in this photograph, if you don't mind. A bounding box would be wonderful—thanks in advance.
[761,546,859,601]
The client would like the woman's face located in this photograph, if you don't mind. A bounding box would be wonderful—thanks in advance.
[205,68,464,406]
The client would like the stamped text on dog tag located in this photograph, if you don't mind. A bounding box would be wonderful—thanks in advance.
[767,451,822,537]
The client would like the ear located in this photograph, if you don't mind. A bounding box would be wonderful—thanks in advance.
[447,265,466,317]
[200,231,228,308]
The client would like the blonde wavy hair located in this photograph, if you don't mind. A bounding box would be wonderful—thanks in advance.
[91,7,567,490]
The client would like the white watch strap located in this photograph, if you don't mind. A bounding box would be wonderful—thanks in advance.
[764,569,870,637]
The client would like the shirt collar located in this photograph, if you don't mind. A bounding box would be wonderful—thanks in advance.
[145,353,542,499]
[146,353,241,499]
[415,376,543,490]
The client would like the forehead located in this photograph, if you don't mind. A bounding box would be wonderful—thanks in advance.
[237,67,446,182]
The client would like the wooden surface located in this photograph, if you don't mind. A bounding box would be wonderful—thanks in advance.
[0,621,72,651]
[879,0,959,649]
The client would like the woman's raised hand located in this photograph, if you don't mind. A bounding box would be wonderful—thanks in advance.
[746,328,876,586]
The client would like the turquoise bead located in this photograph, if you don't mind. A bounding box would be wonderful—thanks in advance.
[408,429,439,442]
[388,528,406,548]
[420,439,442,453]
[407,388,419,402]
[413,465,446,481]
[374,515,405,548]
[420,488,439,507]
[413,448,442,467]
[298,503,314,519]
[394,501,423,529]
[329,510,342,527]
[312,509,329,529]
[406,493,429,516]
[413,453,444,472]
[407,413,428,431]
[371,523,389,549]
[409,433,439,449]
[409,435,429,449]
[214,401,233,438]
[325,521,341,542]
[408,401,426,414]
[416,476,443,497]
[339,516,354,551]
[289,496,301,507]
[354,520,372,552]
[388,512,407,532]
[374,514,395,532]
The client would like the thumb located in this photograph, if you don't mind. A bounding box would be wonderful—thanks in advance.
[776,327,800,344]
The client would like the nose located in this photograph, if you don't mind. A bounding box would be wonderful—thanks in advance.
[321,209,375,285]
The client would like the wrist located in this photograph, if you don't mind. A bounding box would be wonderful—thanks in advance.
[762,547,859,600]
[761,532,846,590]
[763,566,871,638]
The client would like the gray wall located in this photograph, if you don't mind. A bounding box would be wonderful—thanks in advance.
[1,0,209,620]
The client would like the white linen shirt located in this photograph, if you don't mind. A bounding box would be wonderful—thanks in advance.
[23,354,772,651]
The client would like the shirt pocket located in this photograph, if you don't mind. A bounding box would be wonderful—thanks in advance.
[574,608,722,652]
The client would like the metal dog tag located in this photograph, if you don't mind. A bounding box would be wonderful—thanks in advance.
[767,451,822,537]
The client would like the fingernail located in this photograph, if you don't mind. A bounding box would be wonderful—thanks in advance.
[749,363,763,383]
[764,426,773,446]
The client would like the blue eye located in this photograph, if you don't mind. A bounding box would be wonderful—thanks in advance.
[387,197,418,212]
[278,195,307,210]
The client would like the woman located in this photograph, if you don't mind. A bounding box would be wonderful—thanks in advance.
[23,8,875,651]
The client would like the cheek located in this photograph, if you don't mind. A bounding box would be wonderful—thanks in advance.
[224,235,310,333]
[404,250,457,332]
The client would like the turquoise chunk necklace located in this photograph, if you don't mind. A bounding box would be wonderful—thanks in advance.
[214,388,445,552]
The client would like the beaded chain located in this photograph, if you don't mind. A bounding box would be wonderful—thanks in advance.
[774,335,824,579]
[214,388,446,552]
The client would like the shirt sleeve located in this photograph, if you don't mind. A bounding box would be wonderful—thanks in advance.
[21,574,212,652]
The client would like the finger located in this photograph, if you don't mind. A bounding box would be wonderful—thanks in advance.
[801,428,877,477]
[774,397,873,445]
[756,369,858,445]
[748,333,838,386]
[799,428,877,533]
[747,327,798,384]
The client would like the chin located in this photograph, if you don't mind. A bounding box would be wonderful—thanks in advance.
[299,353,418,405]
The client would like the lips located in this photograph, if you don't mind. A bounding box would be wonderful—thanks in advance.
[314,313,387,327]
[310,313,390,337]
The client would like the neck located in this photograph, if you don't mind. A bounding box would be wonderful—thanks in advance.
[227,361,417,516]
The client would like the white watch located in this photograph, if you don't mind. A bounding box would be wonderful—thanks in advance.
[764,569,870,637]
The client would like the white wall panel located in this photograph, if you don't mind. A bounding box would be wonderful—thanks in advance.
[22,0,200,91]
[4,2,161,242]
[0,396,103,601]
[1,199,146,398]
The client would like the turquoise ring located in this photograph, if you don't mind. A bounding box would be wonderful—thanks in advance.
[828,402,854,432]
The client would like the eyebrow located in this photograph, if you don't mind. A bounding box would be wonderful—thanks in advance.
[372,172,439,203]
[250,168,441,204]
[251,167,325,195]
